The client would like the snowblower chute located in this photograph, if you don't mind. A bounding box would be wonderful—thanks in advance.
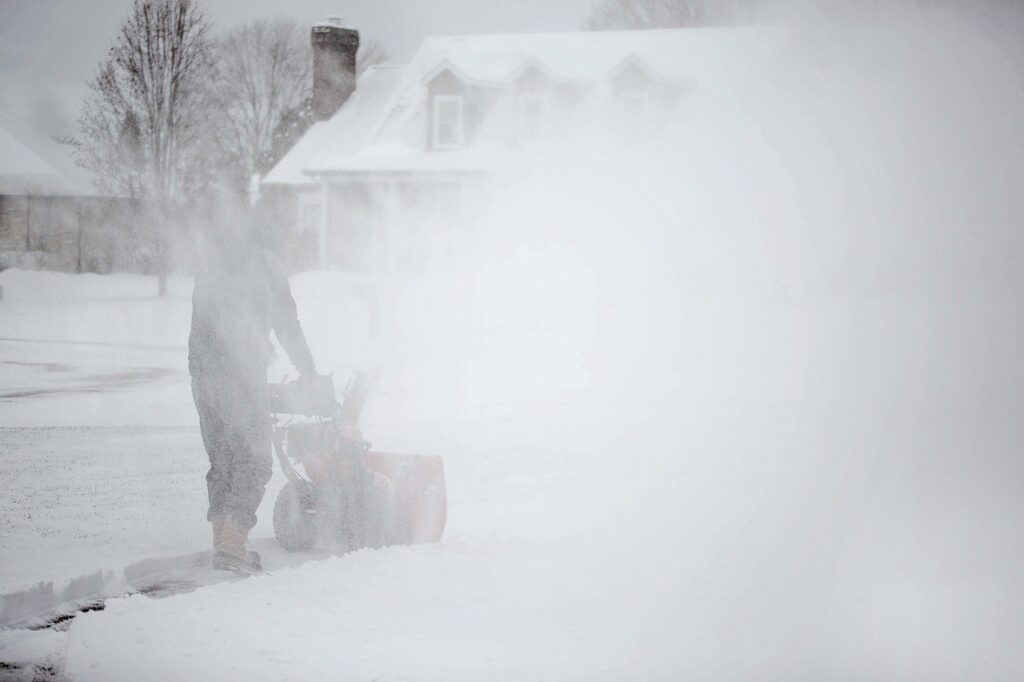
[268,373,446,552]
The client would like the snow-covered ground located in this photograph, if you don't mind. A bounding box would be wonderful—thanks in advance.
[0,267,538,593]
[0,267,626,678]
[2,263,1022,680]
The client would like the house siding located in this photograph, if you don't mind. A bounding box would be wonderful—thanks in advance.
[0,195,28,251]
[0,195,149,274]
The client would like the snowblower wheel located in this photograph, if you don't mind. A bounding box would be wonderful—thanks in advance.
[273,480,317,552]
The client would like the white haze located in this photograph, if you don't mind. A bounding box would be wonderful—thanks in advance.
[346,2,1024,677]
[4,1,1023,678]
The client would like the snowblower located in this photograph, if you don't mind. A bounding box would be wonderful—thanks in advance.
[268,372,446,552]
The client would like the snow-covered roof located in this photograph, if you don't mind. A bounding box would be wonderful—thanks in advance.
[266,26,786,182]
[313,141,510,174]
[0,112,98,196]
[408,26,777,85]
[263,65,407,185]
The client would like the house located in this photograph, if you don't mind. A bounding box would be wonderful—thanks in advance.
[0,112,141,273]
[264,24,782,273]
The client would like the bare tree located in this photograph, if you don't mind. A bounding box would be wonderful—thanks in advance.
[76,0,215,296]
[356,41,389,78]
[585,0,772,29]
[211,18,310,192]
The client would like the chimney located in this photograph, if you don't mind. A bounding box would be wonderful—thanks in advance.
[311,18,360,121]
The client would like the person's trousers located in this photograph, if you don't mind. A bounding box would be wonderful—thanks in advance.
[191,372,271,533]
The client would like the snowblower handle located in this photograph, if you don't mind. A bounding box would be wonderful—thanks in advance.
[268,375,338,417]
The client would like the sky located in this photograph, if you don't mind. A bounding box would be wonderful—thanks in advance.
[0,0,594,139]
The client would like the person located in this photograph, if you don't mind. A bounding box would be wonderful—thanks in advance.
[188,207,317,575]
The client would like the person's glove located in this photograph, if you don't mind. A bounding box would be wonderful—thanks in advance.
[297,373,337,416]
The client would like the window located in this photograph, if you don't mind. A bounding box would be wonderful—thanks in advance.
[617,92,650,127]
[432,95,464,149]
[516,93,549,145]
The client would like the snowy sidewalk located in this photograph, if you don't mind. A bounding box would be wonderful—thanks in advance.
[62,534,641,682]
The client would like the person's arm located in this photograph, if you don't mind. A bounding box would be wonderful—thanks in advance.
[267,256,316,377]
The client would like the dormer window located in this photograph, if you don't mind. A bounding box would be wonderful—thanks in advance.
[609,55,658,132]
[516,93,549,144]
[432,95,464,150]
[510,62,555,146]
[616,91,651,128]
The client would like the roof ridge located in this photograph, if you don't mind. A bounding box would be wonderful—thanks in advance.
[417,24,769,43]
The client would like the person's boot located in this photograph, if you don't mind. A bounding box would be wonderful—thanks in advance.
[210,515,224,550]
[213,516,263,575]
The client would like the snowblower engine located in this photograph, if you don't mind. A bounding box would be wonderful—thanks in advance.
[268,372,446,553]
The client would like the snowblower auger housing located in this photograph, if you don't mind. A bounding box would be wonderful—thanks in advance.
[269,373,446,553]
